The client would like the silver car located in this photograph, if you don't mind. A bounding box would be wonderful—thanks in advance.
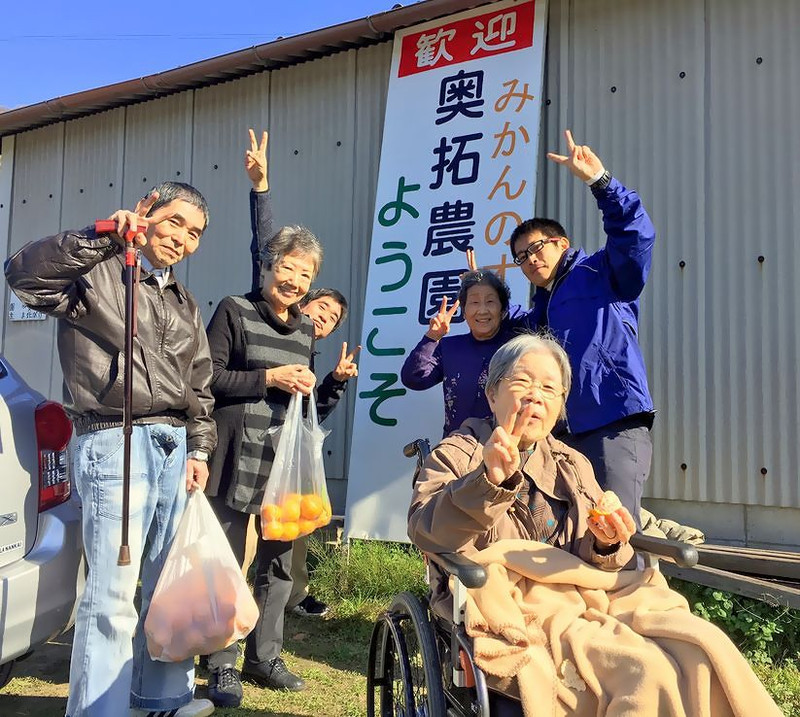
[0,355,84,689]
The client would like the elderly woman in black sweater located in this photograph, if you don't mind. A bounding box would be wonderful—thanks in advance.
[203,224,322,706]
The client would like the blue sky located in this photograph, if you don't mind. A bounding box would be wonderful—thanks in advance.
[1,0,396,110]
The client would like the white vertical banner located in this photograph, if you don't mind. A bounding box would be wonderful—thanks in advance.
[346,0,548,542]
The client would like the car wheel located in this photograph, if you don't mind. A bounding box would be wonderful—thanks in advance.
[0,660,14,690]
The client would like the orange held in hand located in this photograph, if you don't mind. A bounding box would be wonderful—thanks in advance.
[588,490,623,518]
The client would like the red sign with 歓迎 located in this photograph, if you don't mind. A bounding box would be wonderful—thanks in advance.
[398,0,536,78]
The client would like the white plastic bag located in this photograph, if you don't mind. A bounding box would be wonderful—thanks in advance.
[260,393,331,541]
[144,490,259,662]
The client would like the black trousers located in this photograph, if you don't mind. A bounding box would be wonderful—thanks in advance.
[561,414,653,529]
[206,495,293,671]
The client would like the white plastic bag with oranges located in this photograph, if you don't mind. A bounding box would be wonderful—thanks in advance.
[260,392,332,541]
[144,491,259,662]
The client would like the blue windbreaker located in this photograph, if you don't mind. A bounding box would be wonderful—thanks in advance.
[522,177,656,434]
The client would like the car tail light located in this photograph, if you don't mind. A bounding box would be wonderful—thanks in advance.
[35,401,73,512]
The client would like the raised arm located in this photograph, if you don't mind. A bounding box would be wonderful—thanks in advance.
[246,128,275,293]
[547,129,655,300]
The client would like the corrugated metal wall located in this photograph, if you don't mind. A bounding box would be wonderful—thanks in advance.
[535,0,800,543]
[2,0,798,540]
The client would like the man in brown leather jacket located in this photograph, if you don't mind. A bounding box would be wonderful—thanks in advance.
[5,182,217,717]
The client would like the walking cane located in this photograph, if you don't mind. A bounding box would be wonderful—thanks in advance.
[95,219,145,566]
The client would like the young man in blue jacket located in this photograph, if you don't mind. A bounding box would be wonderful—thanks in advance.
[511,129,656,527]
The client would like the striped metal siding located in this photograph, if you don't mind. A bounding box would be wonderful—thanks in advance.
[190,72,272,325]
[4,124,65,399]
[538,0,800,508]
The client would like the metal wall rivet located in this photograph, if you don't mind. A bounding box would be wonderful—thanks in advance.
[680,463,687,471]
[294,149,299,155]
[679,260,686,268]
[760,467,768,475]
[758,255,765,264]
[679,71,686,79]
[545,99,551,106]
[610,86,617,93]
[756,57,763,65]
[336,141,342,147]
[213,164,218,170]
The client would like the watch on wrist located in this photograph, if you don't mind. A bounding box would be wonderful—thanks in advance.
[187,450,208,462]
[590,170,612,193]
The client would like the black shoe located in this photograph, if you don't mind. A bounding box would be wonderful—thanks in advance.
[242,657,306,691]
[207,663,243,708]
[291,594,330,617]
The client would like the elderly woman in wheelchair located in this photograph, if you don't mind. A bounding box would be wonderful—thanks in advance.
[367,333,782,717]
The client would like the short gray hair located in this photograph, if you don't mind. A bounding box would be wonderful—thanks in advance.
[485,333,572,420]
[261,225,323,279]
[145,181,209,230]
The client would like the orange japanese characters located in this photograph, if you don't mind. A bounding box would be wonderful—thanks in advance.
[260,492,332,540]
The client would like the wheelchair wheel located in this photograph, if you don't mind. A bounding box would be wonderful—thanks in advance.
[367,591,447,717]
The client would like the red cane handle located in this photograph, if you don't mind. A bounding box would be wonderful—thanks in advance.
[95,219,147,243]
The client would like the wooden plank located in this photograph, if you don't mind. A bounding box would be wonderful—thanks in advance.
[695,544,800,580]
[661,563,800,610]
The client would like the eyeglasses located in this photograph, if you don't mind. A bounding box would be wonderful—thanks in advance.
[512,238,561,265]
[500,377,566,401]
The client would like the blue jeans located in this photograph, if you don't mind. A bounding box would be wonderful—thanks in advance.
[66,424,194,716]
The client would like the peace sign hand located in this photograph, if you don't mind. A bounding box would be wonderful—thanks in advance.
[332,342,361,382]
[105,191,160,248]
[546,129,605,183]
[459,248,478,280]
[245,128,269,192]
[425,296,460,341]
[483,398,537,485]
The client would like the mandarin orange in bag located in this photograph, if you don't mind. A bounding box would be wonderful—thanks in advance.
[300,494,324,520]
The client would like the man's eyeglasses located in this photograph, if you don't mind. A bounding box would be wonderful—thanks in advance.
[512,238,561,266]
[501,377,566,401]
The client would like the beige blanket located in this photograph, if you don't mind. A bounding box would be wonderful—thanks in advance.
[463,540,782,717]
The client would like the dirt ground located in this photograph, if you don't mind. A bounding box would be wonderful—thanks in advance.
[0,611,371,717]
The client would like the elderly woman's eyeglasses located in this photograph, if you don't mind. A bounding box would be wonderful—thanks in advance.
[501,377,566,400]
[512,238,561,265]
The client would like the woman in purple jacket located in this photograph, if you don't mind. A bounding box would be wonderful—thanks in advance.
[401,269,521,437]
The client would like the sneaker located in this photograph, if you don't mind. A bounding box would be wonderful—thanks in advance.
[242,656,306,691]
[207,664,243,708]
[130,698,215,716]
[291,594,330,617]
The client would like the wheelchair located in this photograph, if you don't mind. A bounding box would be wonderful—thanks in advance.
[366,438,700,717]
